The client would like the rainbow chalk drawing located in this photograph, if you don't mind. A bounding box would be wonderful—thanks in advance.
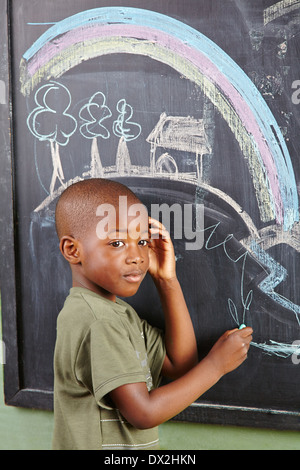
[20,7,299,231]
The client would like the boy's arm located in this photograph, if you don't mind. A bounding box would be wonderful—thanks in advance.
[109,218,253,429]
[109,326,253,429]
[148,218,198,379]
[154,277,198,379]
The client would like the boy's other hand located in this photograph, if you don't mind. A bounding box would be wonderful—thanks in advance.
[148,217,176,282]
[206,327,253,378]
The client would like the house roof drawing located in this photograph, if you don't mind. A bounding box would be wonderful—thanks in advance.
[147,112,211,155]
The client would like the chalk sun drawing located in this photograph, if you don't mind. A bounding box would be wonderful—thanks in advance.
[20,7,299,230]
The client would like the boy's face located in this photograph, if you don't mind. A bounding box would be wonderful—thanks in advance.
[75,200,150,301]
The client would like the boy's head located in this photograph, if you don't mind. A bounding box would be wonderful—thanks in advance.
[55,178,150,301]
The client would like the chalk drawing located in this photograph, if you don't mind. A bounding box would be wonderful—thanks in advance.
[251,340,300,359]
[192,215,300,358]
[27,81,77,194]
[249,71,284,99]
[29,97,259,244]
[27,81,77,145]
[250,241,300,326]
[264,0,300,25]
[192,220,300,360]
[201,223,300,358]
[155,153,179,179]
[79,91,112,140]
[48,141,65,195]
[146,113,211,179]
[242,223,300,253]
[20,7,299,230]
[201,222,253,329]
[113,99,142,142]
[21,8,300,361]
[82,137,104,179]
[28,114,300,357]
[115,137,132,176]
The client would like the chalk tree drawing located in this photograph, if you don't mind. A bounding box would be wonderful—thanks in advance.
[27,81,77,194]
[113,99,142,142]
[82,137,104,179]
[115,137,132,176]
[79,92,112,140]
[79,91,113,179]
[27,85,145,192]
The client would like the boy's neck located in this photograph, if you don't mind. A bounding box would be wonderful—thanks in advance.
[72,277,117,302]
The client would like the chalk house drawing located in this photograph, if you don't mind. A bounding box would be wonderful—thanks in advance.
[22,7,300,359]
[146,113,211,179]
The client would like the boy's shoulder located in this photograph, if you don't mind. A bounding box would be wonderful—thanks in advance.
[57,287,134,328]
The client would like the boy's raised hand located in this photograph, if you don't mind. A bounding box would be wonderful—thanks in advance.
[148,217,176,282]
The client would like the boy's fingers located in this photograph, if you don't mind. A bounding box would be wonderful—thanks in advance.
[226,327,253,337]
[224,328,238,337]
[224,328,253,349]
[149,217,167,232]
[239,327,253,338]
[149,217,170,240]
[149,228,170,239]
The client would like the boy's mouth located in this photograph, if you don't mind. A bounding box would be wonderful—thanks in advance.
[123,270,145,283]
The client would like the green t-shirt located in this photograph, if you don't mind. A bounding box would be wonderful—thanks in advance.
[52,287,166,450]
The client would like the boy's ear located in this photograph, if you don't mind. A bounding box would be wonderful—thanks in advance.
[60,236,81,264]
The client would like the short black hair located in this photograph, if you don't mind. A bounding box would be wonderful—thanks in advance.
[55,178,140,240]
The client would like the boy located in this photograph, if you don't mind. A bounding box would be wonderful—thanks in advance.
[53,178,252,450]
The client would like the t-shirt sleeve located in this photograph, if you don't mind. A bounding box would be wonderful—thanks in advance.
[74,320,147,410]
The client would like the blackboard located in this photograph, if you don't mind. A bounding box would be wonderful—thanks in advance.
[1,0,300,430]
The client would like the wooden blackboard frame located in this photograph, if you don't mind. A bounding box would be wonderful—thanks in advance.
[0,0,52,410]
[0,0,300,431]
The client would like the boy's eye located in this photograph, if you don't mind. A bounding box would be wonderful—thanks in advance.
[138,239,150,247]
[110,240,125,248]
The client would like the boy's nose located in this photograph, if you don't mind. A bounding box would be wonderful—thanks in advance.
[125,253,143,265]
[125,246,143,265]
